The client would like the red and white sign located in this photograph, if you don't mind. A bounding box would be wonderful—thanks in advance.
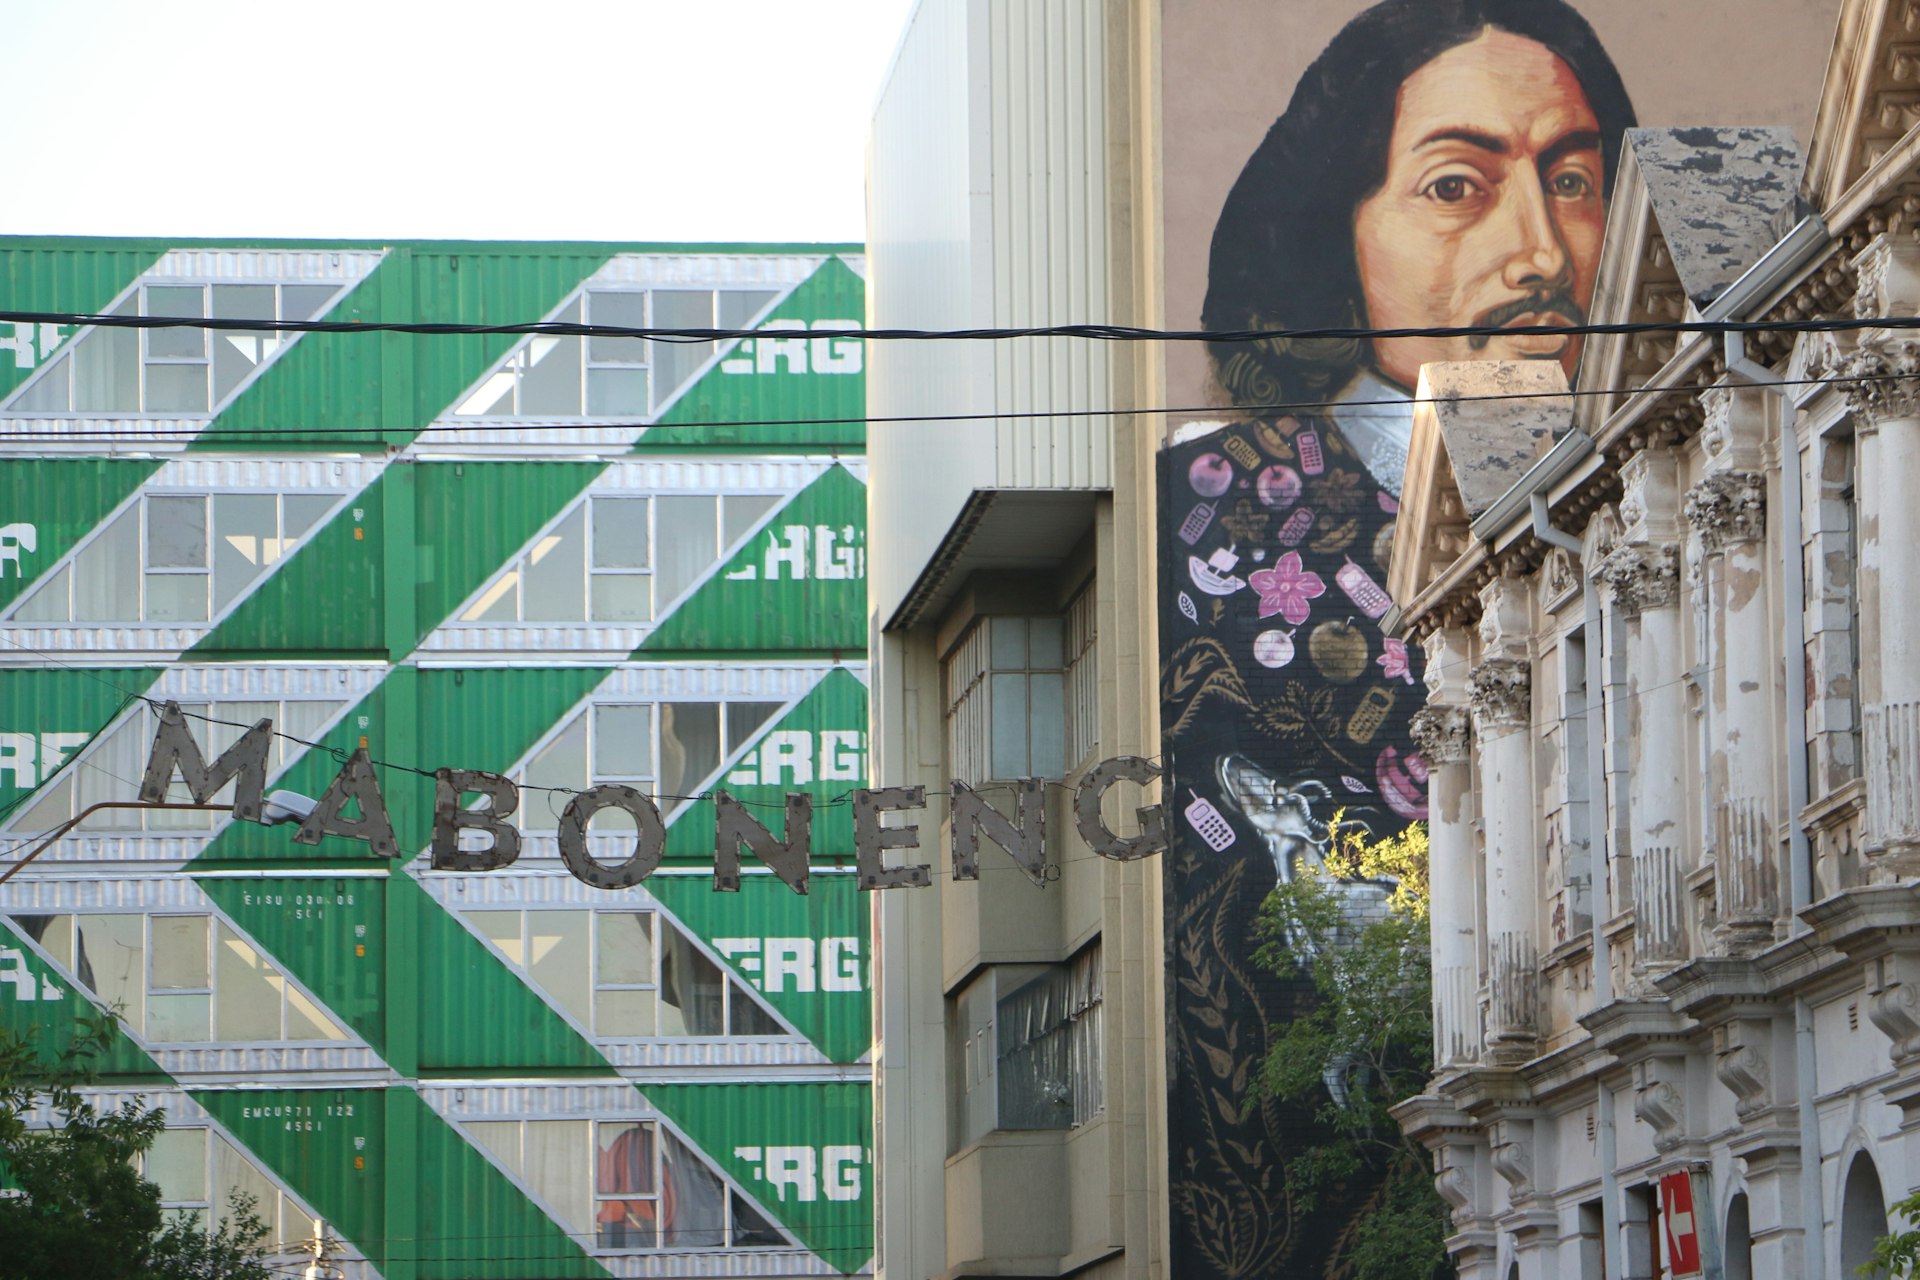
[1660,1170,1703,1276]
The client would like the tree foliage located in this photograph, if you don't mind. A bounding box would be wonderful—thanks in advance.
[1867,1191,1920,1277]
[0,1019,271,1280]
[1252,819,1452,1280]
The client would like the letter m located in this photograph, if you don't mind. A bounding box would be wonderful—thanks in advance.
[139,700,272,823]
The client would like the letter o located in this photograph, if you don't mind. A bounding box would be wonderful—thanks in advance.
[557,784,666,889]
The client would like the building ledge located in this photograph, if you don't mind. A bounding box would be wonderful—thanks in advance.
[937,1243,1123,1279]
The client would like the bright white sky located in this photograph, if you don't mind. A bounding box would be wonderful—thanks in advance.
[0,0,916,244]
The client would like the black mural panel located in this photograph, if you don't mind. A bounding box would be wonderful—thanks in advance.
[1160,415,1424,1279]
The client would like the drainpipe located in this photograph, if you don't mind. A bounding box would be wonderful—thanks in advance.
[1531,491,1621,1280]
[1724,329,1824,1280]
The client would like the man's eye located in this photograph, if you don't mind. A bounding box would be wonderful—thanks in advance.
[1551,171,1595,198]
[1421,174,1481,203]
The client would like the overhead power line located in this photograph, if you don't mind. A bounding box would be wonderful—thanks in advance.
[4,307,1920,345]
[0,369,1902,444]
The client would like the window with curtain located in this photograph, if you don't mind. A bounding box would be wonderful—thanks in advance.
[947,942,1104,1150]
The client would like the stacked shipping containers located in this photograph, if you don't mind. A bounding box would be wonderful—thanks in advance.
[0,238,873,1278]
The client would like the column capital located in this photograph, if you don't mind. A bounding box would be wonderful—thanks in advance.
[1598,542,1681,616]
[1411,703,1472,764]
[1684,470,1766,553]
[1468,658,1531,730]
[1831,336,1920,426]
[1852,233,1920,320]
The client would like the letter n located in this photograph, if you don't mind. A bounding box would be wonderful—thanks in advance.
[713,791,810,895]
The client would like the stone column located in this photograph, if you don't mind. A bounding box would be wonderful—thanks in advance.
[1687,386,1777,952]
[1472,576,1538,1065]
[1416,626,1476,1068]
[1836,233,1920,873]
[1601,451,1687,967]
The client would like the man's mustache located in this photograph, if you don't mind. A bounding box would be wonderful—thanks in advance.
[1467,290,1588,350]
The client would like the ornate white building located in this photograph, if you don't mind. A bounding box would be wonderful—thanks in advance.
[1390,6,1920,1276]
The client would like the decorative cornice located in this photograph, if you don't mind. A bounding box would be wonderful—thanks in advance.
[1598,542,1681,616]
[1684,471,1766,552]
[1468,658,1531,729]
[1410,704,1472,765]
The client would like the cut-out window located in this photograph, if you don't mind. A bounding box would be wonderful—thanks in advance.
[139,1127,316,1244]
[515,697,783,827]
[9,281,348,415]
[11,911,352,1044]
[451,288,777,419]
[464,908,784,1041]
[460,492,777,627]
[8,491,343,625]
[470,1116,788,1254]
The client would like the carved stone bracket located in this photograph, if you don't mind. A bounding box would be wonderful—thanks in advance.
[1684,471,1766,553]
[1631,1057,1688,1154]
[1411,703,1471,765]
[1432,1141,1480,1227]
[1712,1018,1775,1120]
[1469,658,1531,730]
[1488,1117,1535,1203]
[1868,952,1920,1065]
[1618,449,1681,541]
[1598,542,1681,616]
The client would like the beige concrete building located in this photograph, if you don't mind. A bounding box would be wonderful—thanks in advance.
[865,4,1167,1277]
[1391,4,1920,1276]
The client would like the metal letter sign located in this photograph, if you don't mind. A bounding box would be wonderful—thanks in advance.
[141,714,1169,894]
[1660,1170,1703,1276]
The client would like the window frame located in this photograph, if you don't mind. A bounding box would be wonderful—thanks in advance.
[7,489,344,626]
[449,286,781,421]
[7,278,349,418]
[462,907,788,1042]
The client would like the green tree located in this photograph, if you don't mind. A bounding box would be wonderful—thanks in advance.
[1866,1191,1920,1277]
[1253,819,1452,1280]
[0,1019,271,1280]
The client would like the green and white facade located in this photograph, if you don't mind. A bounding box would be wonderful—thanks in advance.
[0,238,872,1278]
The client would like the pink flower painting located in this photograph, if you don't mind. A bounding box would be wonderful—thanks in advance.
[1377,637,1415,684]
[1248,551,1325,625]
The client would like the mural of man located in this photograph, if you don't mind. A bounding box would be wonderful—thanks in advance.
[1202,0,1637,495]
[1163,4,1639,1275]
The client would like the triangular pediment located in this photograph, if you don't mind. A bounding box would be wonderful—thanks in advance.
[1806,0,1920,207]
[1390,363,1574,608]
[1579,143,1687,428]
[1629,127,1808,306]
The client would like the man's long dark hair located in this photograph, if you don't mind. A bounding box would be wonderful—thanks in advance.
[1202,0,1637,406]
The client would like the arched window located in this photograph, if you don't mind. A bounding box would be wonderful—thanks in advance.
[1724,1191,1752,1280]
[1840,1153,1890,1277]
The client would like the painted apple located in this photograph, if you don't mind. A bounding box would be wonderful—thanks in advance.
[1189,453,1234,498]
[1308,618,1370,683]
[1253,629,1296,668]
[1256,464,1302,510]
